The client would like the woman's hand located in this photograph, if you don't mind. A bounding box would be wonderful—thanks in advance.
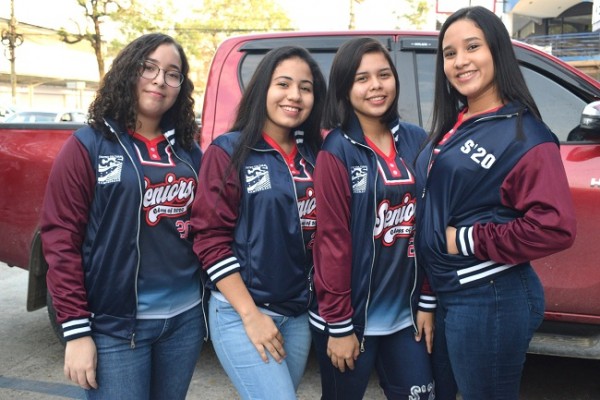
[446,226,458,254]
[241,309,286,363]
[327,334,360,372]
[415,310,434,354]
[64,336,98,389]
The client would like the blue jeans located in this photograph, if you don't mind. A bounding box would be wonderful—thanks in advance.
[209,296,311,400]
[433,265,545,400]
[86,303,205,400]
[312,327,434,400]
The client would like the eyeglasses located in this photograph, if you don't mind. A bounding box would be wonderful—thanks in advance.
[139,60,184,88]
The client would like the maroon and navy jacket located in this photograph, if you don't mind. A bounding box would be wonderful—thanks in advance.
[415,102,577,293]
[309,115,436,342]
[41,118,204,341]
[191,130,316,317]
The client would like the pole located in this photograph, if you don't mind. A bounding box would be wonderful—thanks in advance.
[1,0,24,104]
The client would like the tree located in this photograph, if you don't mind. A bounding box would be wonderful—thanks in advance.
[58,0,293,109]
[58,0,131,79]
[174,0,293,102]
[394,0,430,30]
[349,0,365,30]
[108,0,175,56]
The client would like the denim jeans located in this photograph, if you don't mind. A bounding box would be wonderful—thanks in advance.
[86,303,205,400]
[209,296,311,400]
[433,265,545,400]
[312,327,434,400]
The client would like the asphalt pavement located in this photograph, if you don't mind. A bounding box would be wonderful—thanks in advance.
[0,263,385,399]
[3,263,599,399]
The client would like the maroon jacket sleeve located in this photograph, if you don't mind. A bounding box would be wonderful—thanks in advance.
[472,142,577,264]
[40,135,95,335]
[190,145,241,283]
[313,151,355,326]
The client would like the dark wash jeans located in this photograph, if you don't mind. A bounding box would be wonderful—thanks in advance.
[312,326,434,399]
[433,264,544,400]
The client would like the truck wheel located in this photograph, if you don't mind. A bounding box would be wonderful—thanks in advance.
[46,291,66,345]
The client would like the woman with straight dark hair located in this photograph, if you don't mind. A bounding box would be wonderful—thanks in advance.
[414,6,576,399]
[310,37,435,399]
[191,46,326,399]
[41,33,206,399]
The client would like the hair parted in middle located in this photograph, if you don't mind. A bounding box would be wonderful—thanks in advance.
[228,45,327,173]
[322,37,400,131]
[430,6,541,144]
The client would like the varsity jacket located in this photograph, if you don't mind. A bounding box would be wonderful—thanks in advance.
[309,115,436,342]
[191,130,316,316]
[415,102,577,293]
[41,118,204,341]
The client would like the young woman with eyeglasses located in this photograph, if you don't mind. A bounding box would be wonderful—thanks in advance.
[40,33,206,399]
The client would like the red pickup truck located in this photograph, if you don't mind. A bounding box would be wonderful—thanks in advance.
[1,31,599,358]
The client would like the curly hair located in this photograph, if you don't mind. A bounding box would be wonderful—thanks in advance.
[88,33,198,150]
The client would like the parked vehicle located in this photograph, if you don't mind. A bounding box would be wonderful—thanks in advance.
[5,109,87,123]
[1,31,599,359]
[0,105,16,122]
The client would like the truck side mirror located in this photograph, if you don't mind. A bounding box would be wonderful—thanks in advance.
[567,101,600,141]
[580,100,600,135]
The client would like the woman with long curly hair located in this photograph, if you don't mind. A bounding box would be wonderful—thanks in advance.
[41,33,206,399]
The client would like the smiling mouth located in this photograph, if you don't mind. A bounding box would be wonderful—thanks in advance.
[457,71,476,79]
[281,106,301,113]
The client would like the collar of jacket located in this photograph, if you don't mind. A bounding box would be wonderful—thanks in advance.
[250,129,309,151]
[102,117,177,146]
[342,113,402,146]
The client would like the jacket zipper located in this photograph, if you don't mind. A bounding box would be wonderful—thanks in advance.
[354,141,378,352]
[167,142,209,341]
[253,145,313,307]
[105,119,144,348]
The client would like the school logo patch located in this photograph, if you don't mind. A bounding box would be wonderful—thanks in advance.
[98,155,124,184]
[351,165,368,193]
[245,164,271,193]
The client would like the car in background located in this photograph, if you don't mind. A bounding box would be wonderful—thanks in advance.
[0,105,16,122]
[5,109,87,123]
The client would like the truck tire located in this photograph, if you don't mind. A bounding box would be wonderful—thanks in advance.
[47,291,66,346]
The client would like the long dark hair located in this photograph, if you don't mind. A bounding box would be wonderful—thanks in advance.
[228,46,326,174]
[430,6,541,144]
[322,37,400,131]
[88,33,198,150]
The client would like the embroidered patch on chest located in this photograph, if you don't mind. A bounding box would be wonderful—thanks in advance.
[351,165,368,193]
[98,155,124,184]
[245,164,271,193]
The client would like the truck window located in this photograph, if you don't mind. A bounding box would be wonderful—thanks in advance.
[239,52,336,90]
[521,67,586,142]
[415,53,435,131]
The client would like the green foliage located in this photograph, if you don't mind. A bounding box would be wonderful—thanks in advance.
[108,0,175,56]
[172,0,293,99]
[394,0,430,30]
[61,0,293,107]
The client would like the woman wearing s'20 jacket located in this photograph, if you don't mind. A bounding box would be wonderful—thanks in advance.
[414,6,577,400]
